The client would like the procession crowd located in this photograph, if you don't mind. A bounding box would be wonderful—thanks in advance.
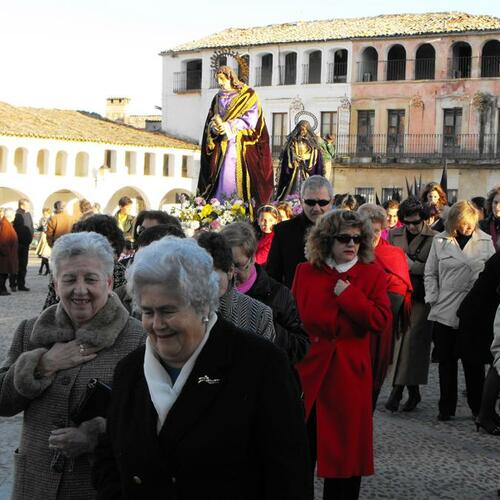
[1,176,500,500]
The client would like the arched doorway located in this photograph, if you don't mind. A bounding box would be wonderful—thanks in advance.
[0,187,32,210]
[415,44,435,80]
[359,47,378,81]
[105,187,148,216]
[481,40,500,77]
[451,42,472,78]
[42,189,82,217]
[160,189,192,210]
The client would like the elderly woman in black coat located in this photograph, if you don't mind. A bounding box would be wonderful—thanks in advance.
[93,237,312,500]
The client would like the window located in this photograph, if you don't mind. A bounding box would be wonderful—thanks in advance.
[281,53,297,85]
[382,187,403,203]
[305,51,321,84]
[355,187,375,204]
[387,45,406,81]
[447,189,458,204]
[415,44,435,80]
[321,112,337,138]
[358,47,378,82]
[357,110,375,154]
[387,110,405,154]
[272,112,288,157]
[329,49,348,83]
[450,42,472,78]
[186,59,202,90]
[182,156,189,177]
[259,54,273,86]
[481,40,500,78]
[163,155,170,176]
[443,108,462,150]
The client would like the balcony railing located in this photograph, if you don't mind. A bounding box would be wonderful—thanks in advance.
[414,58,435,80]
[327,62,348,83]
[448,57,472,79]
[254,66,273,86]
[481,55,500,78]
[333,133,500,160]
[385,59,406,81]
[278,65,297,85]
[357,61,378,82]
[173,71,202,93]
[301,64,321,84]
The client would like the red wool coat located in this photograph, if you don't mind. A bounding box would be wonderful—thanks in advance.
[292,261,391,478]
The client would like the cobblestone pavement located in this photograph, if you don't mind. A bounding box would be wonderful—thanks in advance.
[1,255,500,499]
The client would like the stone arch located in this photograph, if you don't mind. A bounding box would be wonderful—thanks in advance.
[159,188,193,209]
[42,189,82,217]
[14,147,28,174]
[37,149,50,175]
[55,151,68,176]
[105,186,150,216]
[75,152,89,177]
[358,46,378,81]
[387,44,406,81]
[415,43,436,80]
[0,186,32,210]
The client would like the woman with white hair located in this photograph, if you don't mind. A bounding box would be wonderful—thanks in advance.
[0,232,146,500]
[93,237,312,499]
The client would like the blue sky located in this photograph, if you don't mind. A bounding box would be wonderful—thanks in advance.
[1,0,499,115]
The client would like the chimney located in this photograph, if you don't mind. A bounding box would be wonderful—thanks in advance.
[105,97,131,123]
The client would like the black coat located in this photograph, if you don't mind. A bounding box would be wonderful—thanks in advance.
[93,317,313,500]
[247,264,309,364]
[458,251,500,363]
[266,213,313,288]
[13,209,34,246]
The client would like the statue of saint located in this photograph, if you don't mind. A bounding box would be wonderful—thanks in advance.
[275,120,324,201]
[197,66,273,210]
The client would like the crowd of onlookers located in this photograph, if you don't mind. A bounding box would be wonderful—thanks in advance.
[2,177,500,499]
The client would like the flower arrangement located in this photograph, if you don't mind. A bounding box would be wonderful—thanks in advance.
[170,195,250,236]
[281,194,303,216]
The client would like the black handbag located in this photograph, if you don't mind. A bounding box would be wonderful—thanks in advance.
[72,378,112,425]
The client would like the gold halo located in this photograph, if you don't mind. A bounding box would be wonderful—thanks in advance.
[210,48,249,84]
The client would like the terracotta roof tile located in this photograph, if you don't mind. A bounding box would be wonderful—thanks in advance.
[166,12,500,53]
[0,102,198,150]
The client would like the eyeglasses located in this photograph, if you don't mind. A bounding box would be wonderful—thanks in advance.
[402,219,423,226]
[233,256,252,272]
[334,234,362,244]
[303,199,331,207]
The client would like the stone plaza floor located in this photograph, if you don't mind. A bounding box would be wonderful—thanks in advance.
[0,255,499,499]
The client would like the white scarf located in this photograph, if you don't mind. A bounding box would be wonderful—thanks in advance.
[326,256,358,273]
[144,312,217,433]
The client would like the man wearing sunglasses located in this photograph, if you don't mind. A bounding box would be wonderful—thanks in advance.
[267,176,333,288]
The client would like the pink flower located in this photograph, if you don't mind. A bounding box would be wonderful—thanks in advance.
[209,219,221,230]
[194,196,206,206]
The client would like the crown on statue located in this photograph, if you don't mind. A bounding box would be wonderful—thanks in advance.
[210,48,249,83]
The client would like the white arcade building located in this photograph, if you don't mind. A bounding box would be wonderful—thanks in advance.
[0,101,200,219]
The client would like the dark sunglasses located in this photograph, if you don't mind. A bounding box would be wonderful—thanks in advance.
[303,199,331,207]
[334,234,362,244]
[402,219,423,226]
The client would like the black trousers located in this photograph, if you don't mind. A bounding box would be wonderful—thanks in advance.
[15,244,29,287]
[433,322,485,416]
[306,405,362,500]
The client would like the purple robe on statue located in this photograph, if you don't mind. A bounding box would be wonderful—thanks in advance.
[213,90,259,200]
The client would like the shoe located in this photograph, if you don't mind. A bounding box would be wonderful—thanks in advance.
[0,290,11,296]
[18,286,30,291]
[385,386,403,412]
[44,271,50,276]
[38,271,43,275]
[402,394,422,412]
[475,418,500,435]
[438,413,452,421]
[10,286,17,292]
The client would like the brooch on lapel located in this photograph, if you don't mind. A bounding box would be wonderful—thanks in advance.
[198,375,221,385]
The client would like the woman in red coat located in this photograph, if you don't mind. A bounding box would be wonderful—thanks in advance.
[293,210,391,500]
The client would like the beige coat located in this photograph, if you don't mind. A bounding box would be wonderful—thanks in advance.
[424,229,495,329]
[0,293,146,500]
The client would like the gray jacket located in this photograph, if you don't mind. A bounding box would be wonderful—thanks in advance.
[0,293,146,500]
[424,229,495,329]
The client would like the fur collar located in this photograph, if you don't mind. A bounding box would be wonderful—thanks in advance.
[30,292,129,349]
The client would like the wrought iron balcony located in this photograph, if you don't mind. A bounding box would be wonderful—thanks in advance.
[327,62,348,83]
[173,71,202,93]
[254,66,273,87]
